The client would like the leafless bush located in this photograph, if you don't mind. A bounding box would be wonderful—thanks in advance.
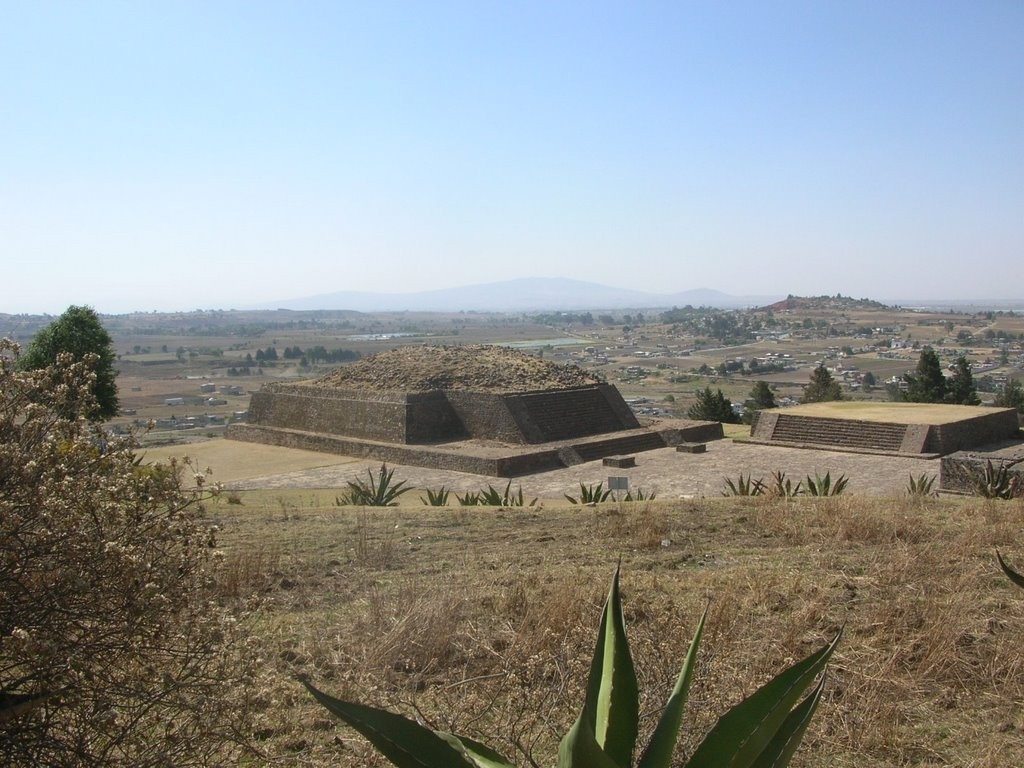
[0,340,258,766]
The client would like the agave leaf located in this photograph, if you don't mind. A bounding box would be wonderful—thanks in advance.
[561,564,639,767]
[438,732,517,768]
[637,605,708,768]
[685,629,841,768]
[303,680,476,768]
[996,550,1024,590]
[749,675,827,768]
[558,714,628,768]
[590,564,640,765]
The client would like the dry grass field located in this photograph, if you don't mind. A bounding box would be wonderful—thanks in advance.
[208,489,1024,767]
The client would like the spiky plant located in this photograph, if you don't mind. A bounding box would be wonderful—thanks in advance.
[470,482,537,507]
[973,460,1024,499]
[304,566,840,768]
[906,473,937,498]
[456,490,482,506]
[566,482,614,504]
[722,474,766,497]
[335,464,410,506]
[420,487,450,506]
[621,487,656,502]
[803,471,848,497]
[768,471,802,499]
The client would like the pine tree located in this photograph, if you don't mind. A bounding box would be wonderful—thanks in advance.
[801,365,844,403]
[687,387,741,423]
[946,355,980,405]
[749,380,777,410]
[903,348,946,403]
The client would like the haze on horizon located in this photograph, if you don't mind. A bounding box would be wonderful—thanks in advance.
[2,2,1021,315]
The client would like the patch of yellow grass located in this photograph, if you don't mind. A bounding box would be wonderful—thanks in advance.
[783,401,995,424]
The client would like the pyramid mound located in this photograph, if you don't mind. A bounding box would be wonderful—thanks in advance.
[314,345,602,393]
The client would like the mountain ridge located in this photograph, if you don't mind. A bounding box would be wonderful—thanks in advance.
[259,277,782,312]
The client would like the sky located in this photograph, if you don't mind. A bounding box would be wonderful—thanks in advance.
[2,1,1022,314]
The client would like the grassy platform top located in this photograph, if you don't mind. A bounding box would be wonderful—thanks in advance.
[779,401,1003,425]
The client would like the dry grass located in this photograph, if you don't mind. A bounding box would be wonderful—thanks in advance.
[210,493,1024,766]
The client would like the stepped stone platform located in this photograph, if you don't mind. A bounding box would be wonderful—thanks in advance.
[748,402,1020,458]
[227,345,724,476]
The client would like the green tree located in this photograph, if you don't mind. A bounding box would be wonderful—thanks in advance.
[902,347,946,403]
[17,305,119,420]
[946,355,980,405]
[749,380,777,410]
[687,386,741,423]
[801,365,844,403]
[994,378,1024,414]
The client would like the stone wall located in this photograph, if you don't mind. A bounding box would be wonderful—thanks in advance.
[925,408,1020,455]
[245,382,640,446]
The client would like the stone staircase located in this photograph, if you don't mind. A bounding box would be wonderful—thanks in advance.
[770,415,908,452]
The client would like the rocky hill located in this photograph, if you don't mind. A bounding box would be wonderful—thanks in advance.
[311,344,604,393]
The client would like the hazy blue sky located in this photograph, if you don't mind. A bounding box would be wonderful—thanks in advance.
[3,1,1022,314]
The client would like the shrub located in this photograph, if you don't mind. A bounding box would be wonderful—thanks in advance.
[0,339,255,766]
[303,565,840,767]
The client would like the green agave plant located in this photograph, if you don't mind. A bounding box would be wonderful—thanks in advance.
[769,471,802,499]
[566,481,614,505]
[335,463,410,507]
[803,472,848,497]
[304,566,840,767]
[420,486,450,506]
[721,474,766,497]
[906,473,937,498]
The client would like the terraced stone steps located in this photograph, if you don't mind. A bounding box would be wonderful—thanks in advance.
[770,415,907,452]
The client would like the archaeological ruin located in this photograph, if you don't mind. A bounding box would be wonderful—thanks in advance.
[227,345,722,476]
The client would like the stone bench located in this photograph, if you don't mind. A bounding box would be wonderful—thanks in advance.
[603,455,636,468]
[676,442,706,453]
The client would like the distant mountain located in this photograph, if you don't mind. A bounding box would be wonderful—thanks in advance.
[261,278,781,313]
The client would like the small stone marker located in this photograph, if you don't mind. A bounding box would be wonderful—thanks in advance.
[603,455,636,468]
[676,442,706,454]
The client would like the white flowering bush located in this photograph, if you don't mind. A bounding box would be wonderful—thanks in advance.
[0,339,257,765]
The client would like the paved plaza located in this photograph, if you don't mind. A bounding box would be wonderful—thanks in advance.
[226,437,937,499]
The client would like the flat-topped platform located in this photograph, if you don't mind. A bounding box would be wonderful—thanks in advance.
[227,419,723,477]
[747,402,1020,458]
